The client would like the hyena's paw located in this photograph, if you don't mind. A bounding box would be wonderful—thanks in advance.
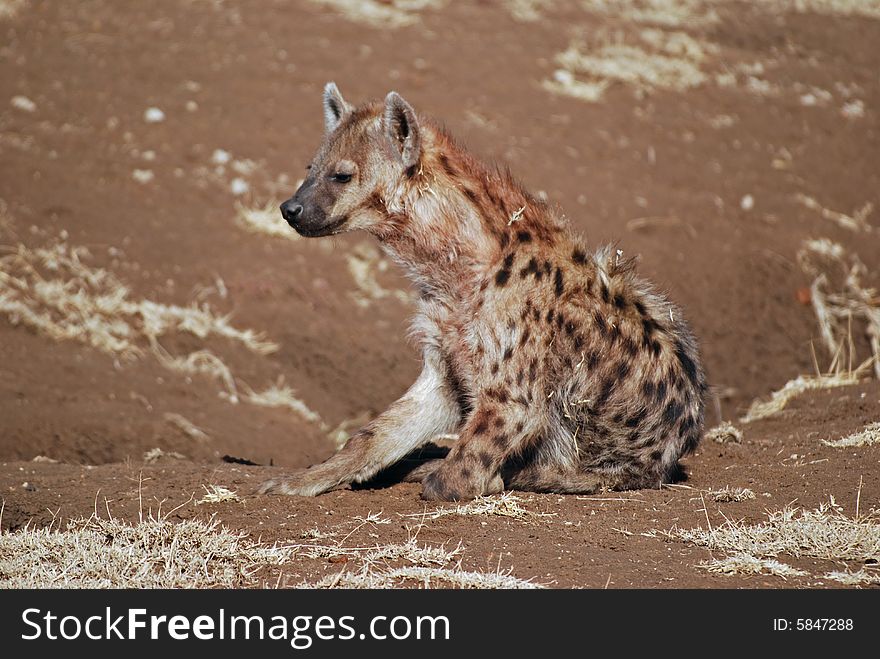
[420,464,504,501]
[257,471,333,497]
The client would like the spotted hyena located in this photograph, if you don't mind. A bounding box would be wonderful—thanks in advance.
[259,83,707,501]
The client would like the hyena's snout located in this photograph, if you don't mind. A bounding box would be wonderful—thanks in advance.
[279,192,338,237]
[279,198,303,225]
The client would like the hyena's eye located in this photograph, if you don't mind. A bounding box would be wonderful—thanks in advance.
[331,172,353,183]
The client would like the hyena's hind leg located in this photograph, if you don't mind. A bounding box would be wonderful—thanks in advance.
[501,460,679,494]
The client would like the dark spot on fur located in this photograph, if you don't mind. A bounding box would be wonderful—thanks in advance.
[528,358,538,383]
[517,230,532,243]
[487,387,509,404]
[554,268,564,297]
[593,311,608,335]
[359,428,375,439]
[650,340,662,357]
[492,434,508,449]
[616,362,630,380]
[474,419,489,435]
[650,450,663,462]
[613,293,627,309]
[461,467,472,479]
[642,380,655,399]
[634,300,647,317]
[503,347,513,361]
[519,328,531,347]
[478,451,494,469]
[663,400,683,425]
[546,309,554,324]
[608,324,620,344]
[515,369,524,387]
[439,153,455,177]
[572,248,587,265]
[600,283,610,304]
[679,415,697,436]
[490,363,499,376]
[564,321,576,336]
[587,351,600,370]
[573,334,584,350]
[464,188,480,205]
[519,257,543,281]
[625,410,646,428]
[675,340,700,385]
[594,379,615,410]
[655,379,668,403]
[495,268,511,287]
[514,420,525,433]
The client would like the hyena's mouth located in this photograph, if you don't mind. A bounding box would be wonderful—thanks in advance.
[292,215,348,237]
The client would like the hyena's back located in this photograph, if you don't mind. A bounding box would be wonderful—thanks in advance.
[464,238,706,493]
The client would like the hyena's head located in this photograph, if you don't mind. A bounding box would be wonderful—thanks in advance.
[280,82,421,237]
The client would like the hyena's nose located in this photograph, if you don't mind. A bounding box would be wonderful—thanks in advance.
[280,200,304,225]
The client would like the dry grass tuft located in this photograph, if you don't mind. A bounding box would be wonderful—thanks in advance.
[673,502,880,563]
[581,0,719,27]
[708,486,756,503]
[0,238,277,361]
[0,0,27,19]
[798,239,880,379]
[0,513,292,588]
[197,484,242,505]
[308,564,544,589]
[543,28,714,102]
[775,0,880,19]
[822,567,880,586]
[234,200,299,241]
[404,492,549,521]
[307,0,444,28]
[705,421,743,443]
[346,242,412,308]
[154,347,240,403]
[821,422,880,448]
[740,363,869,423]
[143,447,186,462]
[697,554,807,578]
[244,378,324,426]
[796,194,874,232]
[163,412,210,442]
[503,0,555,21]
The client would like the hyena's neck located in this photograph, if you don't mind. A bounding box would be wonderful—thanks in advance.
[372,123,566,302]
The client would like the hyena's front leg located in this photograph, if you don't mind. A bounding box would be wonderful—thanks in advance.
[259,357,461,496]
[421,393,544,501]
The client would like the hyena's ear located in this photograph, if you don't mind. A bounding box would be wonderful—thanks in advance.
[384,91,421,171]
[323,82,352,133]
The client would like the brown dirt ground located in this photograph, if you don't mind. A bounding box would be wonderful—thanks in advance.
[1,0,879,588]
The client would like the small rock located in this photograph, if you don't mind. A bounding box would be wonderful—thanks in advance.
[144,107,165,123]
[11,95,37,112]
[230,178,249,195]
[212,149,231,165]
[740,194,754,211]
[132,169,155,184]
